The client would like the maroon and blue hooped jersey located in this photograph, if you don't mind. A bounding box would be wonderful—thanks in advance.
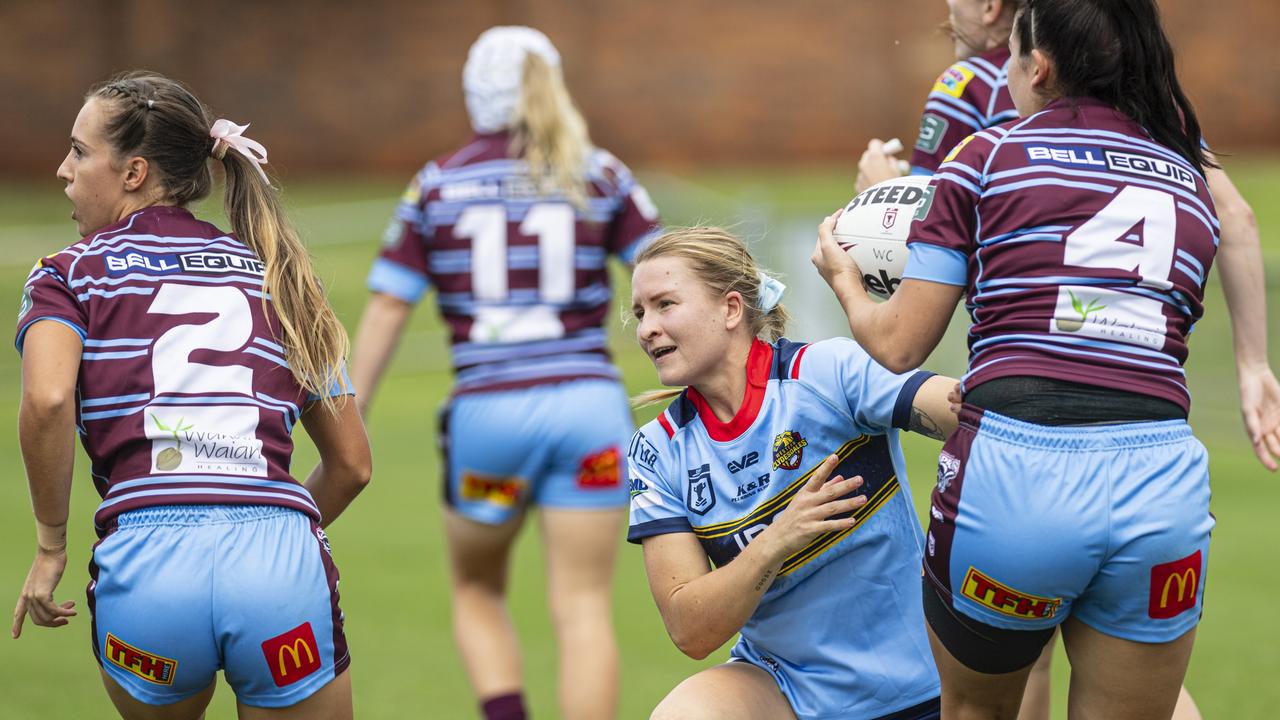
[904,97,1219,411]
[909,46,1018,175]
[369,133,661,395]
[16,206,345,532]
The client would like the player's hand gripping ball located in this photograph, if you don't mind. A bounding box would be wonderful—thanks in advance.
[833,175,935,299]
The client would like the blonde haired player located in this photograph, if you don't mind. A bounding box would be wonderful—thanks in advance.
[351,26,661,720]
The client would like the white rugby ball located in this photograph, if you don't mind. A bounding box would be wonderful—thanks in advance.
[833,175,935,299]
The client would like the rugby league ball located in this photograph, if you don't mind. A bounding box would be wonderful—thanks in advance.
[832,175,935,299]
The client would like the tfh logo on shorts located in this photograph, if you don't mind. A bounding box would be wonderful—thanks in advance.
[1148,549,1201,619]
[961,567,1061,620]
[261,622,322,687]
[105,633,177,685]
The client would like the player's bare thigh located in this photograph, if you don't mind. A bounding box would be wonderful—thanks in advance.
[650,661,796,720]
[100,670,215,720]
[1061,618,1195,720]
[101,668,353,720]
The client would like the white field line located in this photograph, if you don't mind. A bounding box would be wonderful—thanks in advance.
[0,197,395,267]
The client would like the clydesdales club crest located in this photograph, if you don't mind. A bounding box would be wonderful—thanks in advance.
[771,430,808,471]
[882,206,899,230]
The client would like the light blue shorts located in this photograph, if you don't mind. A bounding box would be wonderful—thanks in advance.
[442,379,633,524]
[924,405,1213,642]
[89,505,348,707]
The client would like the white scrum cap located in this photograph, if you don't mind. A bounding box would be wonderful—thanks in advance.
[463,26,562,134]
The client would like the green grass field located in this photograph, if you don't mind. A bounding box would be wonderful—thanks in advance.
[1,160,1278,718]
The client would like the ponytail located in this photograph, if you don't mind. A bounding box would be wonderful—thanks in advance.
[90,71,350,408]
[509,53,592,208]
[1014,0,1214,171]
[220,152,351,407]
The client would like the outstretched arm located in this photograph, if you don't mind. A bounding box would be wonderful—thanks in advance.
[350,291,414,417]
[1207,165,1280,470]
[13,321,83,638]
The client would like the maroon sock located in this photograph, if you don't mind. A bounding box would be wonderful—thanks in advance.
[481,692,527,720]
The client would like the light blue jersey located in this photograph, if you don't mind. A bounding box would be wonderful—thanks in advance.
[628,338,940,720]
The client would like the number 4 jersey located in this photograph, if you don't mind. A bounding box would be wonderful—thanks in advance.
[368,132,662,395]
[16,206,344,532]
[904,97,1219,411]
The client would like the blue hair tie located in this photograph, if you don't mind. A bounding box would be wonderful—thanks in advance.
[757,272,786,312]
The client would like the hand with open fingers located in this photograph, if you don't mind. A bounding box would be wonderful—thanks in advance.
[855,138,905,194]
[12,547,75,639]
[811,208,863,295]
[762,453,868,559]
[1239,364,1280,471]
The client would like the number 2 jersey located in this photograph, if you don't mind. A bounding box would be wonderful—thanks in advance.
[904,97,1219,412]
[627,338,940,718]
[369,132,661,395]
[16,206,343,532]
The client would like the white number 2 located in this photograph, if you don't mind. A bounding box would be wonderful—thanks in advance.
[456,203,576,303]
[148,284,254,396]
[1063,186,1176,291]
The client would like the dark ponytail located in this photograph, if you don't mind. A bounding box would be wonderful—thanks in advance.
[90,71,350,406]
[1014,0,1215,171]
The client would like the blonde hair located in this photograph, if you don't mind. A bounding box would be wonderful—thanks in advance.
[630,227,789,408]
[222,152,351,408]
[91,72,349,409]
[509,53,592,208]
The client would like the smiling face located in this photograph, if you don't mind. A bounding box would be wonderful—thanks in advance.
[631,255,743,390]
[56,97,134,237]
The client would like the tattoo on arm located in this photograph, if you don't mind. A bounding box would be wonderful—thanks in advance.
[754,570,774,593]
[909,407,946,440]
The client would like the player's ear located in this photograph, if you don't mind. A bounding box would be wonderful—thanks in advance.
[983,0,1004,25]
[723,290,745,332]
[121,155,150,193]
[1029,48,1054,94]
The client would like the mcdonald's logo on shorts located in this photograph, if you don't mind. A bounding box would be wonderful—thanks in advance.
[261,622,321,687]
[1148,549,1201,619]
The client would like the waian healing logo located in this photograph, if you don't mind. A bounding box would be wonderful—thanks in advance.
[150,414,194,471]
[1057,290,1106,333]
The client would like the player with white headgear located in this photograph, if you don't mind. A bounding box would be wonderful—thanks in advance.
[351,26,661,720]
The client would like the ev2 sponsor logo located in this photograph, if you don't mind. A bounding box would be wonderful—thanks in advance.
[686,464,716,515]
[727,451,759,474]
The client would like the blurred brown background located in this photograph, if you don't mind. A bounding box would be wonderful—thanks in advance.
[3,0,1277,178]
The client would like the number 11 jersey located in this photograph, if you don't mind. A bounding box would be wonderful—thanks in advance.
[16,206,342,533]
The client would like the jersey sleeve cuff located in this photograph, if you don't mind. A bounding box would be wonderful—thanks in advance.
[909,166,935,177]
[306,365,355,402]
[367,258,429,304]
[16,316,87,354]
[627,517,693,544]
[892,370,937,430]
[903,243,967,286]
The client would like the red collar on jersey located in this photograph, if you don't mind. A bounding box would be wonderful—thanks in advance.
[686,339,773,442]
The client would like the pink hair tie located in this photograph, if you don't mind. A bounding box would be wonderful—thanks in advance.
[209,118,270,183]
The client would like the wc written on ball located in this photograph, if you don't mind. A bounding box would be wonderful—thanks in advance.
[832,174,936,299]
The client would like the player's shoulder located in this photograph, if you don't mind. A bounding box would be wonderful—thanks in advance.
[587,146,637,191]
[784,337,871,382]
[930,54,1003,103]
[22,243,82,286]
